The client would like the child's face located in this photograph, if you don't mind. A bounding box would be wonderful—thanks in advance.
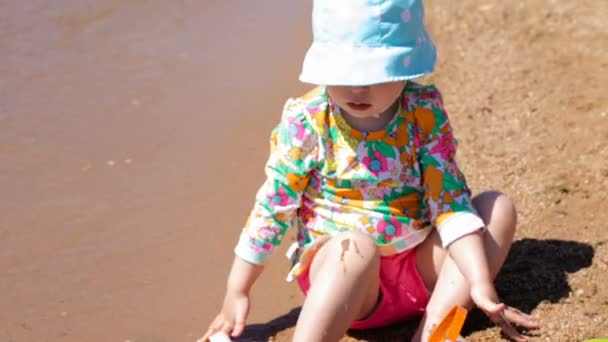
[326,81,405,119]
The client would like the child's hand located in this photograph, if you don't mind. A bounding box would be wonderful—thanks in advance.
[471,282,539,342]
[201,290,250,341]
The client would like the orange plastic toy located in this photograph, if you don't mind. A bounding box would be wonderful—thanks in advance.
[429,305,468,342]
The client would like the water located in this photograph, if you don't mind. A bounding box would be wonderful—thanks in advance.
[0,1,312,340]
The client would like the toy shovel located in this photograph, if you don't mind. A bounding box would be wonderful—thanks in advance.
[429,305,468,342]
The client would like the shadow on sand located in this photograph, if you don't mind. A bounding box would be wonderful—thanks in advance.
[233,307,301,341]
[237,238,594,341]
[462,238,594,336]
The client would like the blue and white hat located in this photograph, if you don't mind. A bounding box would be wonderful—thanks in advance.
[299,0,437,86]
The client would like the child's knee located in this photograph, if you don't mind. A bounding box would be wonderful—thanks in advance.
[337,231,378,251]
[474,191,518,233]
[332,231,380,267]
[496,192,517,222]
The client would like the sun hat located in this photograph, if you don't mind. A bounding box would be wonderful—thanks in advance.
[299,0,437,86]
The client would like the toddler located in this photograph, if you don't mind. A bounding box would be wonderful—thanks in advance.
[203,0,539,341]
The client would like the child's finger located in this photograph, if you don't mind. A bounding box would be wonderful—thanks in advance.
[201,317,224,341]
[201,324,220,342]
[504,307,540,329]
[232,309,246,337]
[231,308,246,337]
[495,313,527,342]
[220,321,235,335]
[231,299,248,337]
[232,318,245,337]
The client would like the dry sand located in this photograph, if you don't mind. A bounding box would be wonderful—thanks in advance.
[1,0,606,341]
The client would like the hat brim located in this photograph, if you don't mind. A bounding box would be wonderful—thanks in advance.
[299,41,436,86]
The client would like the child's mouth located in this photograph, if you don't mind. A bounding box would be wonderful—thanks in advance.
[346,102,371,111]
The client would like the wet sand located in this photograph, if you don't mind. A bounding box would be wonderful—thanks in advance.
[1,1,311,340]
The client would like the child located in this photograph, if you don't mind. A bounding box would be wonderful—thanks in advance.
[203,0,539,341]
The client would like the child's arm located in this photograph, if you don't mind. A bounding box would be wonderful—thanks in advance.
[202,256,263,340]
[447,231,502,312]
[415,87,501,310]
[203,99,319,340]
[226,255,264,297]
[233,99,320,267]
[416,86,535,336]
[447,232,536,340]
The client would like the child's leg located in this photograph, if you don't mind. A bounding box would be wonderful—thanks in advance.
[412,191,519,341]
[293,231,381,342]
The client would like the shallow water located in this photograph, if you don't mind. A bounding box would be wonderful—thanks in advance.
[0,1,312,340]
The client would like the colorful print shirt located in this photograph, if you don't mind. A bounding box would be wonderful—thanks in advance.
[235,82,484,280]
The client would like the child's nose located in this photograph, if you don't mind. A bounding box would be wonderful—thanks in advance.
[350,86,370,94]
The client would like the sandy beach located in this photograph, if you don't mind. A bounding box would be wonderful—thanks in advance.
[1,0,607,341]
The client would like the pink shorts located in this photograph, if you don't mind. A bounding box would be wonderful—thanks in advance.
[296,248,430,330]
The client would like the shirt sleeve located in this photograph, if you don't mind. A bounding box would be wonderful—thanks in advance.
[234,99,319,264]
[415,87,485,247]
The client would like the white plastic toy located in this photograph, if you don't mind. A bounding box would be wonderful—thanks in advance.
[208,331,232,342]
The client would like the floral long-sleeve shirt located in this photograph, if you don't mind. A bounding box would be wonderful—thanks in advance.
[235,82,484,281]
